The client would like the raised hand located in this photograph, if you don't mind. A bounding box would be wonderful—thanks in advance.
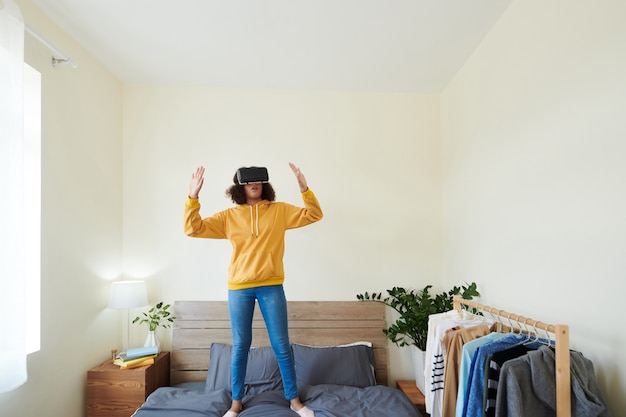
[289,162,308,193]
[188,166,205,199]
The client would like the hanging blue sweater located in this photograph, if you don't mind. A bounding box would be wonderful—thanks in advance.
[464,334,528,417]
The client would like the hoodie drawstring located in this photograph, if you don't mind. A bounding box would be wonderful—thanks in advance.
[249,205,259,237]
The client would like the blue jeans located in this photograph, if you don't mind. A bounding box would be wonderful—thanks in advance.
[228,285,298,401]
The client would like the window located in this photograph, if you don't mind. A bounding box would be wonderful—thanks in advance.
[23,62,42,354]
[1,1,39,392]
[0,62,40,392]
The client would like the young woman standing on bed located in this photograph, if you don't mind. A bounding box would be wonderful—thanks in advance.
[184,163,322,417]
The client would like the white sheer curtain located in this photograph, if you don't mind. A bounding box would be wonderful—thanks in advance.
[0,0,27,393]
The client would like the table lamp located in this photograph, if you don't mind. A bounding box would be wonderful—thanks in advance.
[108,280,148,351]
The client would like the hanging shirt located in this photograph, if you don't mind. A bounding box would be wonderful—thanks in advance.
[424,310,463,413]
[485,343,539,417]
[456,333,509,417]
[441,324,491,417]
[495,346,611,417]
[464,334,526,417]
[428,317,487,417]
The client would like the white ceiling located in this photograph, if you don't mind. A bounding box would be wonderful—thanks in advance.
[33,0,512,93]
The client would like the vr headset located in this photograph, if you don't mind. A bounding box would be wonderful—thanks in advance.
[237,167,269,185]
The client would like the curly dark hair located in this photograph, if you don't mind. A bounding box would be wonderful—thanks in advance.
[226,168,276,205]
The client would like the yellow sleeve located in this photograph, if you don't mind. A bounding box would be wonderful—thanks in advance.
[183,198,227,238]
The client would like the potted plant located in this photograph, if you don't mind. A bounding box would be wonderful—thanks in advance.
[356,282,479,392]
[132,301,176,350]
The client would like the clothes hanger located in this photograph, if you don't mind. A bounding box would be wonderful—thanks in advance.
[521,317,537,344]
[535,321,555,347]
[459,302,485,321]
[490,308,504,333]
[505,312,516,334]
[486,309,500,333]
[518,316,529,340]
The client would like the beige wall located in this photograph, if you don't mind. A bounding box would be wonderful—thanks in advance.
[441,0,626,412]
[121,85,442,383]
[0,1,124,417]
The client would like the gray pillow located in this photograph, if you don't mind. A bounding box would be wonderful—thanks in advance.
[292,343,377,388]
[205,343,283,395]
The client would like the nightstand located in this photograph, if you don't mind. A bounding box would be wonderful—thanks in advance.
[396,380,427,416]
[87,351,170,417]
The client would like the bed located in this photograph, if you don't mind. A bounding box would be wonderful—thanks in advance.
[131,301,422,417]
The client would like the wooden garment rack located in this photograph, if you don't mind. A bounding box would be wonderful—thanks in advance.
[453,295,571,417]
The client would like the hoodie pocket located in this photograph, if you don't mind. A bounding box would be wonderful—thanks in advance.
[230,251,277,283]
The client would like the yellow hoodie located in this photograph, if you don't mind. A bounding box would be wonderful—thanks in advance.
[184,189,323,290]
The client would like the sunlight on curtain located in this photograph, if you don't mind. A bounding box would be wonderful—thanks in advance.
[0,0,27,393]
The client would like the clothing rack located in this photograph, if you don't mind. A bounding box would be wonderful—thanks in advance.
[452,295,571,417]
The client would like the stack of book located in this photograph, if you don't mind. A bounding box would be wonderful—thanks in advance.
[113,345,159,369]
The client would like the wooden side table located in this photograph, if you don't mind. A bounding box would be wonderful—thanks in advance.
[396,380,427,416]
[87,351,170,417]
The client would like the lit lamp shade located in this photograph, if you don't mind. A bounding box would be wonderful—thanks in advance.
[108,280,148,309]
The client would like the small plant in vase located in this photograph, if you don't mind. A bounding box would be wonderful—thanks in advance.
[132,301,176,350]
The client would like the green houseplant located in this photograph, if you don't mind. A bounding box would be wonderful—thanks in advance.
[132,301,176,349]
[356,282,479,351]
[356,282,479,393]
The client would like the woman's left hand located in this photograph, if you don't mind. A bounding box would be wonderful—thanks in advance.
[289,162,309,193]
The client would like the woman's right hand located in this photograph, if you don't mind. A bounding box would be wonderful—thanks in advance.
[188,166,205,199]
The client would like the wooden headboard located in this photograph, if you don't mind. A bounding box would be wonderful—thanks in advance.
[170,301,389,386]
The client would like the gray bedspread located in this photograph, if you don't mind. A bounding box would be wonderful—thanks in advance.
[132,384,422,417]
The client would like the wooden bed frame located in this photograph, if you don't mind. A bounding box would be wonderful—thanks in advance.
[170,301,389,386]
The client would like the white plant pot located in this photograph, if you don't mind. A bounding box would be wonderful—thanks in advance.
[144,330,160,352]
[409,345,426,395]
